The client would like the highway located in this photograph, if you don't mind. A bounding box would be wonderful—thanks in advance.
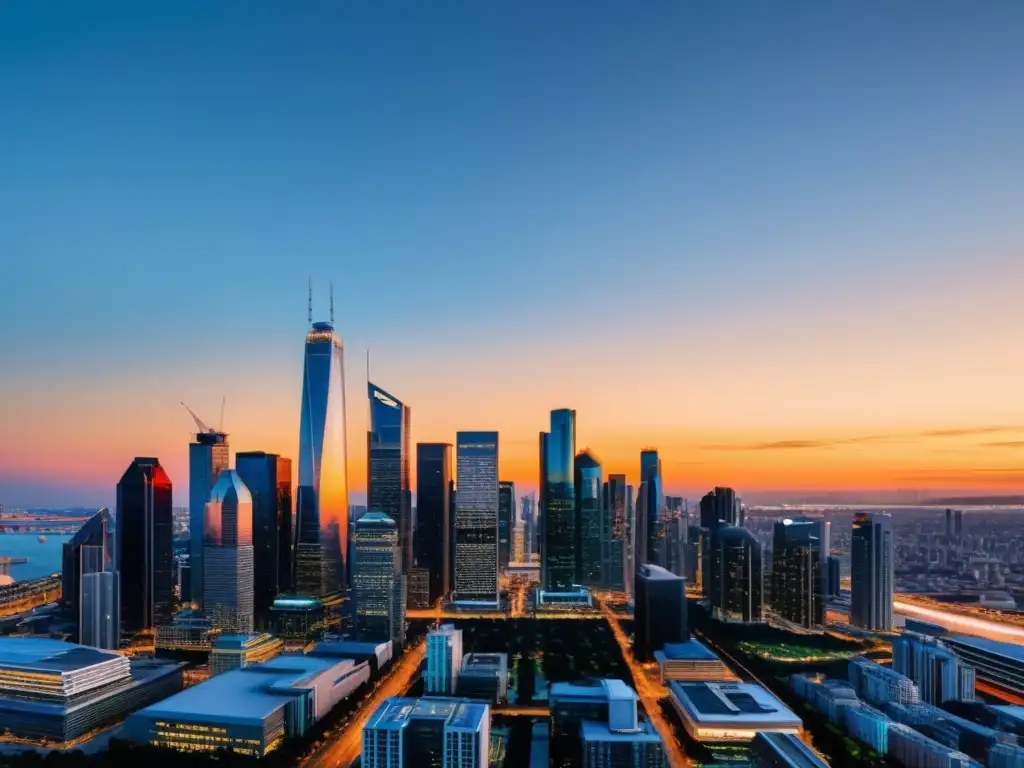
[302,637,426,768]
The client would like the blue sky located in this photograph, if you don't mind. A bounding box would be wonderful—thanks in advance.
[2,2,1024,506]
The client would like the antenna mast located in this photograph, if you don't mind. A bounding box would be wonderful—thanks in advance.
[307,278,313,326]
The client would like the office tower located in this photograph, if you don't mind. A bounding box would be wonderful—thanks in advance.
[187,418,229,607]
[709,526,763,623]
[848,657,920,705]
[639,449,664,567]
[426,624,464,695]
[117,458,174,637]
[407,568,430,609]
[62,508,113,618]
[540,409,576,592]
[296,315,350,597]
[362,697,490,768]
[954,509,963,538]
[698,487,741,597]
[520,494,536,559]
[850,512,894,631]
[416,443,452,605]
[625,485,635,596]
[634,564,687,661]
[575,451,602,587]
[453,432,499,606]
[352,512,406,647]
[827,556,841,598]
[512,514,525,563]
[771,518,829,629]
[498,481,514,571]
[367,383,412,574]
[892,635,976,704]
[601,475,629,591]
[664,495,687,578]
[204,470,255,634]
[80,539,119,650]
[235,452,293,628]
[945,508,954,539]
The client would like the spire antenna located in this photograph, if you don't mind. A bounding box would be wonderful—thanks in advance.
[330,280,335,324]
[307,278,313,326]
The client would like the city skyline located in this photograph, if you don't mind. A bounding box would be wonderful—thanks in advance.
[4,3,1024,507]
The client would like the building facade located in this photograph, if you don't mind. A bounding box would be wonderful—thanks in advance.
[426,624,463,695]
[498,481,514,571]
[541,410,577,593]
[203,470,255,634]
[892,634,976,704]
[639,450,664,568]
[635,564,688,661]
[415,443,452,605]
[850,512,894,631]
[709,525,763,623]
[602,475,630,592]
[188,427,229,607]
[80,543,119,650]
[362,697,491,768]
[367,383,413,574]
[575,451,603,588]
[771,518,829,629]
[352,512,406,648]
[454,432,500,606]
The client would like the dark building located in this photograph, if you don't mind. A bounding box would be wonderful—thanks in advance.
[634,563,687,661]
[235,452,293,628]
[709,525,763,623]
[574,451,603,587]
[367,383,412,574]
[601,475,630,591]
[698,487,740,596]
[827,556,841,598]
[945,508,954,539]
[771,518,829,629]
[851,512,894,631]
[954,509,963,538]
[498,481,514,571]
[415,442,452,605]
[541,409,577,592]
[639,450,664,567]
[116,458,174,639]
[62,508,113,618]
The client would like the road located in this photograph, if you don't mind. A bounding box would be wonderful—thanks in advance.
[598,600,692,768]
[302,638,426,768]
[491,705,550,716]
[893,597,1024,643]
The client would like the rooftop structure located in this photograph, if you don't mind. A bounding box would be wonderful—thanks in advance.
[943,635,1024,697]
[655,639,738,683]
[668,681,802,742]
[362,696,490,768]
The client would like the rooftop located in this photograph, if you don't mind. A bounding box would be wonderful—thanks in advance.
[580,718,662,743]
[669,682,802,726]
[637,564,682,582]
[656,639,720,662]
[944,634,1024,662]
[550,679,635,702]
[365,697,488,732]
[0,638,120,673]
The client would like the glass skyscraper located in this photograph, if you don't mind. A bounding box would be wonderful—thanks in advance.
[189,428,229,607]
[771,517,829,629]
[601,476,628,592]
[367,383,412,574]
[541,409,576,593]
[497,481,514,571]
[296,320,350,597]
[352,512,406,647]
[639,449,664,568]
[415,443,452,605]
[709,525,763,623]
[454,432,499,606]
[851,512,894,631]
[698,486,740,596]
[204,470,255,634]
[236,452,293,628]
[80,544,119,650]
[116,457,174,638]
[62,507,113,618]
[574,450,602,587]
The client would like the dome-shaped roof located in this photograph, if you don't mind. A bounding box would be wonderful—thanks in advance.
[209,469,252,505]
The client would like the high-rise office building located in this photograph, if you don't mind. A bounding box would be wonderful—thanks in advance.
[204,470,255,634]
[117,458,174,638]
[80,544,119,650]
[664,495,687,578]
[362,697,490,768]
[367,383,412,574]
[625,485,635,597]
[709,526,763,624]
[575,451,603,587]
[771,518,829,629]
[62,508,113,619]
[634,564,687,661]
[851,512,894,631]
[827,556,841,598]
[639,450,664,568]
[352,512,406,647]
[415,443,452,606]
[188,423,229,607]
[498,481,514,571]
[426,623,464,695]
[454,432,499,606]
[235,452,293,628]
[945,508,954,539]
[296,317,350,597]
[520,494,536,560]
[892,634,976,704]
[698,487,741,597]
[541,410,576,592]
[601,475,630,591]
[954,509,963,538]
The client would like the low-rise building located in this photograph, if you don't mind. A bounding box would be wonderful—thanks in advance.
[655,639,736,683]
[209,633,283,676]
[457,652,508,703]
[668,681,802,742]
[887,722,981,768]
[362,697,490,768]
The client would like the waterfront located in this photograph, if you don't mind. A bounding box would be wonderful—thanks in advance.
[0,534,72,581]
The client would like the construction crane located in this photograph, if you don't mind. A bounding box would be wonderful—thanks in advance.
[181,401,222,436]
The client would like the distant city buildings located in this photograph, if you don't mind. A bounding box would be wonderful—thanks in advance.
[203,470,255,634]
[117,457,174,640]
[296,317,350,597]
[426,623,463,695]
[453,432,500,607]
[367,383,413,575]
[362,697,491,768]
[771,517,829,629]
[634,563,687,661]
[352,512,406,648]
[541,409,577,593]
[850,512,894,631]
[415,442,452,605]
[709,525,763,624]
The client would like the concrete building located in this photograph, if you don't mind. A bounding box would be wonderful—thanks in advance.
[426,624,463,695]
[456,653,509,704]
[362,697,491,768]
[668,681,802,742]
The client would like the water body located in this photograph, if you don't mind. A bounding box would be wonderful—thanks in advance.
[0,534,72,582]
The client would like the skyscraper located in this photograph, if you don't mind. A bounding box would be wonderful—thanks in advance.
[426,623,464,695]
[639,449,664,568]
[601,475,629,591]
[851,512,894,631]
[415,443,452,605]
[296,318,350,597]
[367,383,412,574]
[62,507,113,619]
[541,409,576,593]
[352,512,406,647]
[362,697,491,768]
[117,458,174,638]
[236,452,293,628]
[709,526,763,624]
[454,432,499,606]
[634,564,687,661]
[520,494,536,560]
[698,487,741,596]
[188,421,229,607]
[498,481,514,571]
[575,450,603,587]
[80,544,119,650]
[771,518,829,629]
[625,484,635,597]
[204,470,255,634]
[944,508,954,539]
